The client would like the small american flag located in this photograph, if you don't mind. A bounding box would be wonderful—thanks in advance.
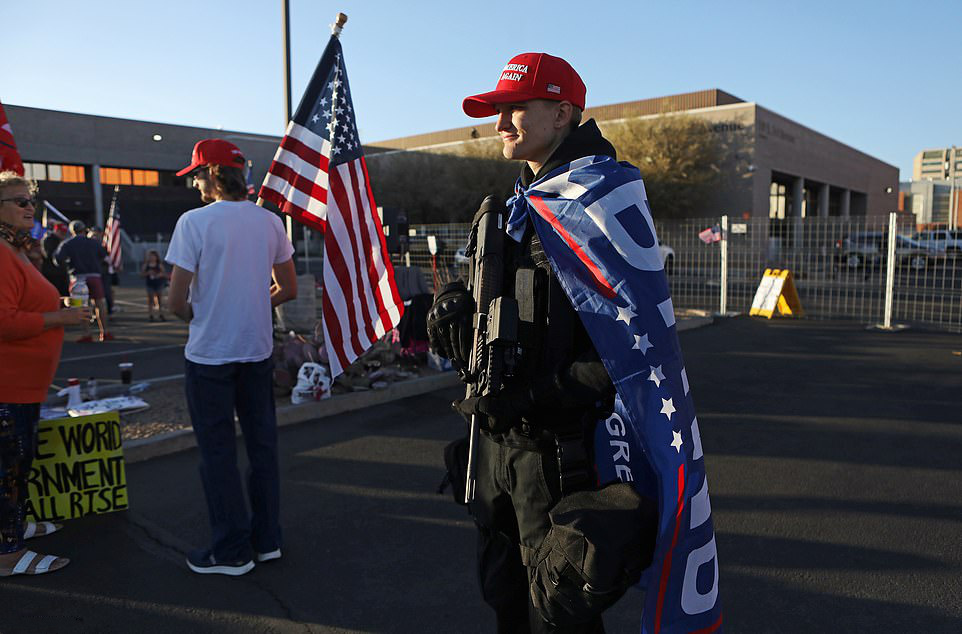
[103,186,122,272]
[259,34,402,377]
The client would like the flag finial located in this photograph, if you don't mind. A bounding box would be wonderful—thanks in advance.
[331,12,348,37]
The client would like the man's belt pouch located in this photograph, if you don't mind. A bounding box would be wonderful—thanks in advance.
[529,482,658,626]
[441,436,470,506]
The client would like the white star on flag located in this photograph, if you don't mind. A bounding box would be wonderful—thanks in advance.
[616,305,636,325]
[311,114,319,123]
[671,430,683,453]
[319,97,328,107]
[648,365,665,388]
[633,333,653,354]
[660,398,676,420]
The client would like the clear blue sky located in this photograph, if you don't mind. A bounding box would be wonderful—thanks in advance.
[5,0,961,179]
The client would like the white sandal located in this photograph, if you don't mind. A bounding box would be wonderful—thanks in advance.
[0,549,70,577]
[23,521,62,540]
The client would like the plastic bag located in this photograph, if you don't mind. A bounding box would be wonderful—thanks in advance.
[291,362,332,404]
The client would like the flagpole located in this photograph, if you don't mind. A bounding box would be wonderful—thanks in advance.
[281,0,295,244]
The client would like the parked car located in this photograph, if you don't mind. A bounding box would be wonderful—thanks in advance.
[835,232,943,270]
[912,229,962,254]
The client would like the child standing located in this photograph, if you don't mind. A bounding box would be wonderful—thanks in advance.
[141,250,167,321]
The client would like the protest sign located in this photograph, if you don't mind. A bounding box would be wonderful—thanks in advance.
[26,411,128,522]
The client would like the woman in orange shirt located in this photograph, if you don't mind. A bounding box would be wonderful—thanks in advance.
[0,172,88,576]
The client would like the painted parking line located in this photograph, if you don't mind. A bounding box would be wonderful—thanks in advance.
[59,344,184,363]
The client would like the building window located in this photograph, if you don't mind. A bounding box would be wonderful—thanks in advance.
[100,167,159,186]
[21,162,87,183]
[61,165,85,182]
[769,182,787,219]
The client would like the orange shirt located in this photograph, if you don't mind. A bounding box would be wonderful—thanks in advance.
[0,242,64,403]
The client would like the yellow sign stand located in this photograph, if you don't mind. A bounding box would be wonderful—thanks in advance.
[749,269,804,319]
[26,411,128,522]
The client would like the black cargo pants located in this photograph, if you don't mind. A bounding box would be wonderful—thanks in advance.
[472,430,605,634]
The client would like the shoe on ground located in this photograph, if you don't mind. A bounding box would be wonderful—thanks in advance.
[186,549,254,576]
[75,335,94,343]
[255,548,282,563]
[24,521,62,540]
[158,314,166,321]
[149,315,155,322]
[0,549,70,577]
[100,332,115,342]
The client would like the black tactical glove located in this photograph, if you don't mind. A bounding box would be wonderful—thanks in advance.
[454,385,534,433]
[427,281,474,370]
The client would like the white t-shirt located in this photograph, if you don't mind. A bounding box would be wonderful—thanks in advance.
[165,200,294,365]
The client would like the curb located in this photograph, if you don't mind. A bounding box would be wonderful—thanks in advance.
[122,316,714,464]
[123,372,461,464]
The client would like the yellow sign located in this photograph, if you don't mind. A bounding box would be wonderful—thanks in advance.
[26,411,128,522]
[749,269,804,319]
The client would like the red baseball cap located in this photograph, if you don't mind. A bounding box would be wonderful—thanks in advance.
[462,52,586,118]
[176,139,246,176]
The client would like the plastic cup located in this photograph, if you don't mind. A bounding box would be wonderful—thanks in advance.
[68,297,84,307]
[119,362,133,385]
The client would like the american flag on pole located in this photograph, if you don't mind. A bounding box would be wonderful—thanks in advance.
[259,31,403,378]
[0,100,25,176]
[103,185,122,272]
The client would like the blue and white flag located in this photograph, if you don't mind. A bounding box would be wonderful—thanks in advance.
[508,155,723,634]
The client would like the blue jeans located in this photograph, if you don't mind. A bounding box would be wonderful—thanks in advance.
[184,358,281,562]
[0,403,39,555]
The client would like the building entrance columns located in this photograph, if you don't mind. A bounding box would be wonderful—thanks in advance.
[840,189,851,218]
[818,182,830,218]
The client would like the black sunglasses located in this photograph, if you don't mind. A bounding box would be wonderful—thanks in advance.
[0,196,37,209]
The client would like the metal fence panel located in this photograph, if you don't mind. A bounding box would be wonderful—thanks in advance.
[384,216,962,333]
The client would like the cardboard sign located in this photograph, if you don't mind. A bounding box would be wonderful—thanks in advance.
[26,411,128,522]
[749,269,804,319]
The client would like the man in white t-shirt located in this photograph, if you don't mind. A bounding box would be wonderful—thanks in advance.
[165,138,296,576]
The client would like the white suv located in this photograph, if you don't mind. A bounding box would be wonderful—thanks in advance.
[913,229,962,254]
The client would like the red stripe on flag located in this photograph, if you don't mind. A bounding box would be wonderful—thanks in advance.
[687,613,723,634]
[359,157,402,326]
[527,196,617,299]
[259,186,328,234]
[654,463,687,634]
[321,285,350,373]
[344,161,380,342]
[324,171,367,358]
[279,135,330,173]
[264,160,329,207]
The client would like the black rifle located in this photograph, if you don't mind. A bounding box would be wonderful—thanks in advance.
[462,195,519,503]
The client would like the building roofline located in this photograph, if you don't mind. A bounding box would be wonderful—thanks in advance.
[5,103,280,143]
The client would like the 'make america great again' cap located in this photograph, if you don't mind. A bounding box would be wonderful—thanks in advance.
[462,52,586,118]
[176,139,246,176]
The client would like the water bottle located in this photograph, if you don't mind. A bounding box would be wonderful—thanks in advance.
[70,277,89,308]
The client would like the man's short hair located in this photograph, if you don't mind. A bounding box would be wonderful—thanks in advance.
[569,106,583,133]
[69,220,86,235]
[209,165,249,200]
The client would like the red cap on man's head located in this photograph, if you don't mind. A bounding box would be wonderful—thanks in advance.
[462,52,586,118]
[176,139,246,176]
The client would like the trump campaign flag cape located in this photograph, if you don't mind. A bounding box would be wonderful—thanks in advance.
[506,155,723,633]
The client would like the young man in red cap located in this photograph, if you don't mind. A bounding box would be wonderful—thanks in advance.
[429,53,659,633]
[166,139,298,576]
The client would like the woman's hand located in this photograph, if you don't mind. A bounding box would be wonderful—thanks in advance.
[44,306,91,328]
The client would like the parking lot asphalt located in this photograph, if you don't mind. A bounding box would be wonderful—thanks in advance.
[5,316,961,633]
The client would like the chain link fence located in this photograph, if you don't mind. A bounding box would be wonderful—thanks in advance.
[387,214,962,333]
